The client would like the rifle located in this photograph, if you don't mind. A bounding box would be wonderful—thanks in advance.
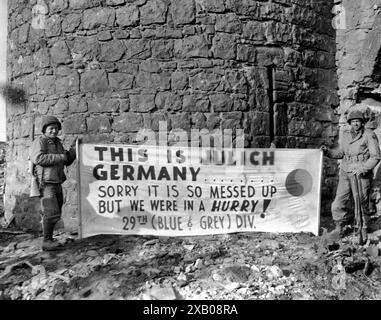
[349,173,367,245]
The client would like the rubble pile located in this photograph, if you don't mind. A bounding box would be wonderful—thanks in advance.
[1,226,381,300]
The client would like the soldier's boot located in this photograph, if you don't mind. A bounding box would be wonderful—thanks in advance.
[42,221,62,251]
[327,221,344,240]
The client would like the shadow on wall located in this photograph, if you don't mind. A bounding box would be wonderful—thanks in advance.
[0,83,27,105]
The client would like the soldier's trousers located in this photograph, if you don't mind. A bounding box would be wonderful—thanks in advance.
[331,170,370,225]
[40,183,63,240]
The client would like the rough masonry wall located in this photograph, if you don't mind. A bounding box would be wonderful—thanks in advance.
[335,0,381,122]
[4,0,338,231]
[332,0,381,212]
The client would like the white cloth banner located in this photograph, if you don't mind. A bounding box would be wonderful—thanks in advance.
[77,143,323,238]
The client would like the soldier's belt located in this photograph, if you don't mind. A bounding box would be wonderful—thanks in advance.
[343,154,369,162]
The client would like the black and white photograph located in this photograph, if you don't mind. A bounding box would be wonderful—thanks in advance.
[1,0,381,306]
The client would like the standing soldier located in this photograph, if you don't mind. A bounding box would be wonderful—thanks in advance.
[321,110,381,242]
[30,116,76,251]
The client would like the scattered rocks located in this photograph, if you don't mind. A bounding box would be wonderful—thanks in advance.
[86,250,98,257]
[223,265,251,283]
[183,244,195,251]
[259,239,281,251]
[177,272,187,282]
[143,239,158,247]
[185,264,194,273]
[366,244,379,258]
[223,257,234,264]
[142,267,161,277]
[281,268,292,277]
[174,266,181,274]
[1,230,381,300]
[237,287,250,296]
[194,258,203,269]
[273,285,286,295]
[212,272,223,282]
[265,266,283,280]
[3,243,17,253]
[372,229,381,238]
[250,265,260,273]
[225,282,240,291]
[138,250,146,257]
[142,285,179,300]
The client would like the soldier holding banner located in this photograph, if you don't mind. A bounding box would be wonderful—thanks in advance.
[29,116,76,251]
[321,110,381,243]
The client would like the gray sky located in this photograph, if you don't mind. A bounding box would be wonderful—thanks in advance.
[0,0,7,142]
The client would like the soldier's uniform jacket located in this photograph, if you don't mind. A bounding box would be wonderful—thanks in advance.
[30,135,76,185]
[327,128,381,173]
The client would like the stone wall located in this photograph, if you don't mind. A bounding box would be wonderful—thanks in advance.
[334,0,381,121]
[0,142,6,224]
[333,0,381,211]
[4,0,338,231]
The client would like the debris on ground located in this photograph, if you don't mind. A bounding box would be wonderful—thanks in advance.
[1,217,381,300]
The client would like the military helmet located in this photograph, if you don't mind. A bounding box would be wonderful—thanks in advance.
[347,110,365,124]
[41,115,62,133]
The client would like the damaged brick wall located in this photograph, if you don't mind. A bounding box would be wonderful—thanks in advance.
[4,0,338,231]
